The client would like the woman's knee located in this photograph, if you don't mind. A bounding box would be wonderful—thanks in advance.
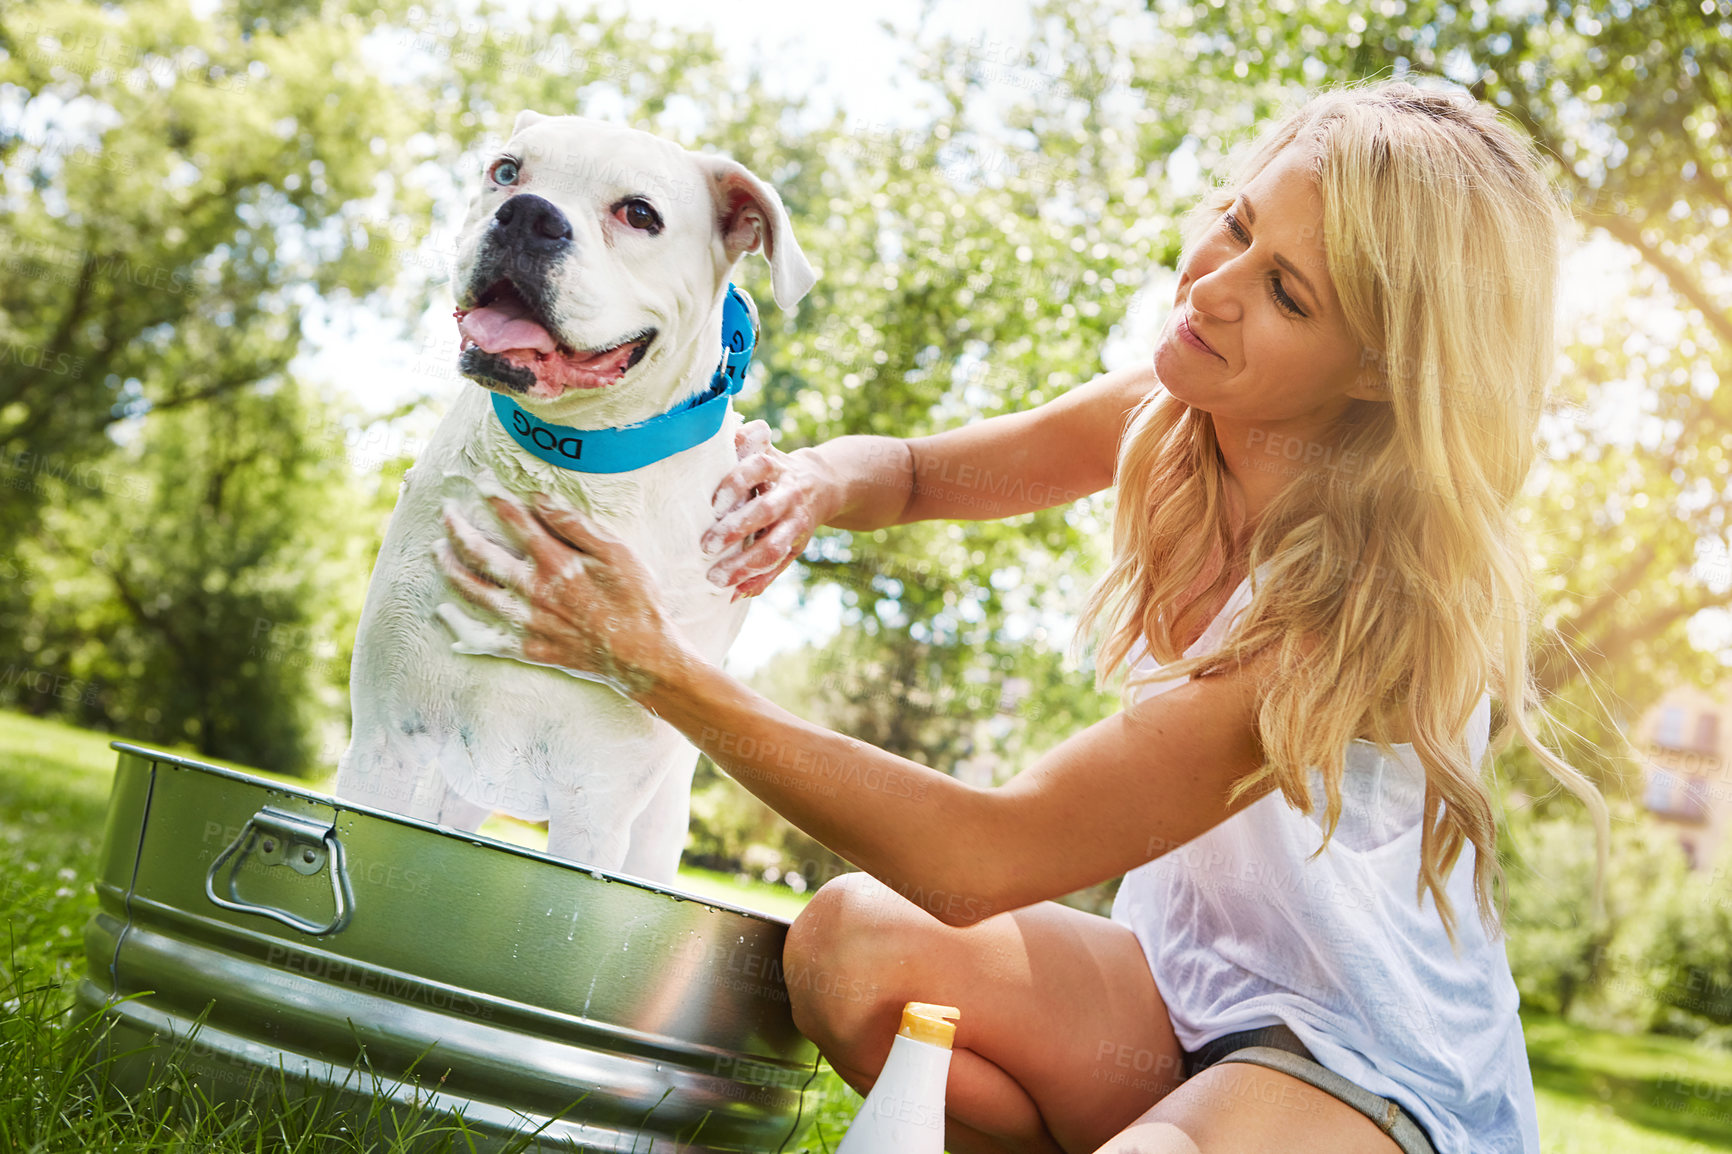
[783,871,930,1045]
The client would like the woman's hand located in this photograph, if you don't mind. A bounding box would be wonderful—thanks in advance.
[703,420,847,598]
[433,491,695,700]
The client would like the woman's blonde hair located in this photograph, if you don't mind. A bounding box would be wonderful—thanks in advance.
[1078,80,1608,941]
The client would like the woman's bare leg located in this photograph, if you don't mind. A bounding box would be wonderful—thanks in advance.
[784,872,1185,1154]
[1092,1062,1403,1153]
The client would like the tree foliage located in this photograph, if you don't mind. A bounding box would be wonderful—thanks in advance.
[10,382,396,772]
[0,0,439,768]
[0,0,428,521]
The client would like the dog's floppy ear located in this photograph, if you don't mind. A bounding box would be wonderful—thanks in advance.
[512,109,546,137]
[697,154,817,310]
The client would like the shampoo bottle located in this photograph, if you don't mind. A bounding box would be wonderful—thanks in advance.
[836,1001,961,1154]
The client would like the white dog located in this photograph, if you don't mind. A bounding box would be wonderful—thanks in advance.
[334,112,815,882]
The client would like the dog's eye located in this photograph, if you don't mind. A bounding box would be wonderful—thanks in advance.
[615,197,663,234]
[490,158,520,186]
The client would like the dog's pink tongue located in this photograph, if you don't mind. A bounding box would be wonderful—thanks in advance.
[459,300,557,355]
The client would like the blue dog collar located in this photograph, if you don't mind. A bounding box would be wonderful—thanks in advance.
[490,283,757,474]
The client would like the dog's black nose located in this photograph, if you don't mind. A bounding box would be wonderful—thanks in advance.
[490,194,572,254]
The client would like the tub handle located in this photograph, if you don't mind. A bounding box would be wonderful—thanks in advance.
[205,806,354,936]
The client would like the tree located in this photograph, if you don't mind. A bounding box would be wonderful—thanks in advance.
[0,0,430,535]
[0,0,430,769]
[10,382,398,772]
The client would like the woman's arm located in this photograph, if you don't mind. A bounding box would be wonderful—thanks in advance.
[706,362,1157,594]
[635,644,1270,925]
[437,490,1270,926]
[897,360,1158,524]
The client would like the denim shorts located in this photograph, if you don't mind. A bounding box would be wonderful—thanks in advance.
[1182,1024,1438,1154]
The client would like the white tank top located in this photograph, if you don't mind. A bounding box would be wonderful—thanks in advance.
[1109,571,1541,1154]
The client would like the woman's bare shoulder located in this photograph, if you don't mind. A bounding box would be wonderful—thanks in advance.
[1083,362,1161,416]
[1045,362,1161,469]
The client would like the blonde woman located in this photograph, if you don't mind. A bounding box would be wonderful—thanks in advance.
[436,81,1606,1154]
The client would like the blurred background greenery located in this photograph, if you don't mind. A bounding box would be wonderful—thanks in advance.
[2,0,1731,1055]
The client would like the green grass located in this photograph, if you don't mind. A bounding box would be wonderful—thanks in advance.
[9,709,1732,1152]
[668,865,813,921]
[1524,1012,1732,1152]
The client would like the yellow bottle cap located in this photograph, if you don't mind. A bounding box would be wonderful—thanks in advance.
[898,1002,962,1049]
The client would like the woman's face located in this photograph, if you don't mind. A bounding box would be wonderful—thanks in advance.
[1153,145,1376,433]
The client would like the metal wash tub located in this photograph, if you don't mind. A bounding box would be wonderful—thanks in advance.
[76,742,820,1152]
